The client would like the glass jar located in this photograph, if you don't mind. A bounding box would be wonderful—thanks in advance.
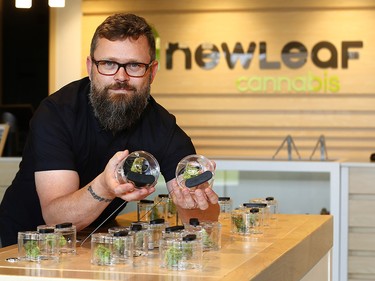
[175,154,215,191]
[231,207,262,235]
[162,225,185,240]
[115,151,160,189]
[111,230,133,265]
[244,202,268,227]
[18,228,61,262]
[184,218,222,251]
[159,233,203,270]
[55,222,76,254]
[91,233,114,265]
[265,196,278,220]
[148,218,169,250]
[218,197,233,221]
[137,199,163,222]
[129,223,149,258]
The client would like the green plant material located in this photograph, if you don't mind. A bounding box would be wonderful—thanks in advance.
[248,214,258,227]
[168,200,177,216]
[182,242,193,259]
[150,206,161,220]
[134,232,145,249]
[164,242,193,268]
[94,244,111,264]
[202,229,214,249]
[232,214,246,233]
[131,157,144,174]
[24,240,41,259]
[182,163,200,180]
[165,245,183,267]
[59,236,67,247]
[113,239,125,255]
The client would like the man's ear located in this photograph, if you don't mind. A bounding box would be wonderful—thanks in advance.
[86,56,93,80]
[149,61,159,84]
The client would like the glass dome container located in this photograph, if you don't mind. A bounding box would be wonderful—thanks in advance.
[116,151,160,188]
[175,154,215,190]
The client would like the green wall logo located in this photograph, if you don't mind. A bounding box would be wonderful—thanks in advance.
[151,26,161,67]
[165,40,363,94]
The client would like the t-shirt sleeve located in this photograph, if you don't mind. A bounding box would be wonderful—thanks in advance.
[29,99,76,172]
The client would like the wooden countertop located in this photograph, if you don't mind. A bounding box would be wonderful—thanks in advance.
[0,214,333,281]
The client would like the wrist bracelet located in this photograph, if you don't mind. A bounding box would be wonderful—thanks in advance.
[88,185,113,203]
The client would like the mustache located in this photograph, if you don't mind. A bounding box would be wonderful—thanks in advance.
[108,82,136,91]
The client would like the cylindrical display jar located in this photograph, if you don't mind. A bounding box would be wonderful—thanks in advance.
[55,222,76,254]
[231,207,262,235]
[115,151,160,188]
[159,233,203,270]
[129,223,149,258]
[148,218,169,250]
[18,228,61,262]
[111,230,133,265]
[91,233,114,266]
[218,197,233,221]
[137,199,163,222]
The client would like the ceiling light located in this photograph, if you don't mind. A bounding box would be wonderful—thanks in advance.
[48,0,65,7]
[15,0,32,8]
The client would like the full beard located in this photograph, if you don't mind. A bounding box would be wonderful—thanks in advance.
[89,80,150,133]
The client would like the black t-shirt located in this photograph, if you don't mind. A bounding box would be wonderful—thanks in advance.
[0,77,195,246]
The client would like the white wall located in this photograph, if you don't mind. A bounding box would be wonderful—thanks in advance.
[51,0,82,93]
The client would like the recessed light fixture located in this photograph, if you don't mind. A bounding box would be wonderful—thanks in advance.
[15,0,32,8]
[48,0,65,8]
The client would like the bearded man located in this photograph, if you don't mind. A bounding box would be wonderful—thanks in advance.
[0,13,219,247]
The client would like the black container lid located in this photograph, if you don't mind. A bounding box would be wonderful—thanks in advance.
[165,225,184,233]
[150,218,165,225]
[55,222,73,229]
[183,234,197,242]
[218,197,231,201]
[250,207,260,213]
[189,218,200,226]
[131,224,143,231]
[243,202,267,208]
[113,230,129,237]
[38,228,54,234]
[265,197,274,201]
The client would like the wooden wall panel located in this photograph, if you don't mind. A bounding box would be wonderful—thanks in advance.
[348,167,375,281]
[81,0,375,161]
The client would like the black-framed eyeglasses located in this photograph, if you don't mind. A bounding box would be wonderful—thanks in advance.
[92,58,154,77]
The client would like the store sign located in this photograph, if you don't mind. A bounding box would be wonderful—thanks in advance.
[165,40,363,94]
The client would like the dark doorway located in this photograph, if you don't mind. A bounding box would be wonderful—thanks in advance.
[0,0,49,156]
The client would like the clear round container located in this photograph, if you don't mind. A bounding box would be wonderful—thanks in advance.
[159,233,203,270]
[18,230,61,262]
[175,154,215,191]
[231,207,262,235]
[116,151,160,188]
[129,223,149,258]
[218,197,233,221]
[91,233,114,265]
[154,194,179,226]
[55,222,76,254]
[111,230,134,265]
[18,231,41,262]
[162,225,186,240]
[108,226,129,235]
[265,196,278,220]
[148,218,169,250]
[137,199,164,222]
[244,202,268,227]
[184,218,221,251]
